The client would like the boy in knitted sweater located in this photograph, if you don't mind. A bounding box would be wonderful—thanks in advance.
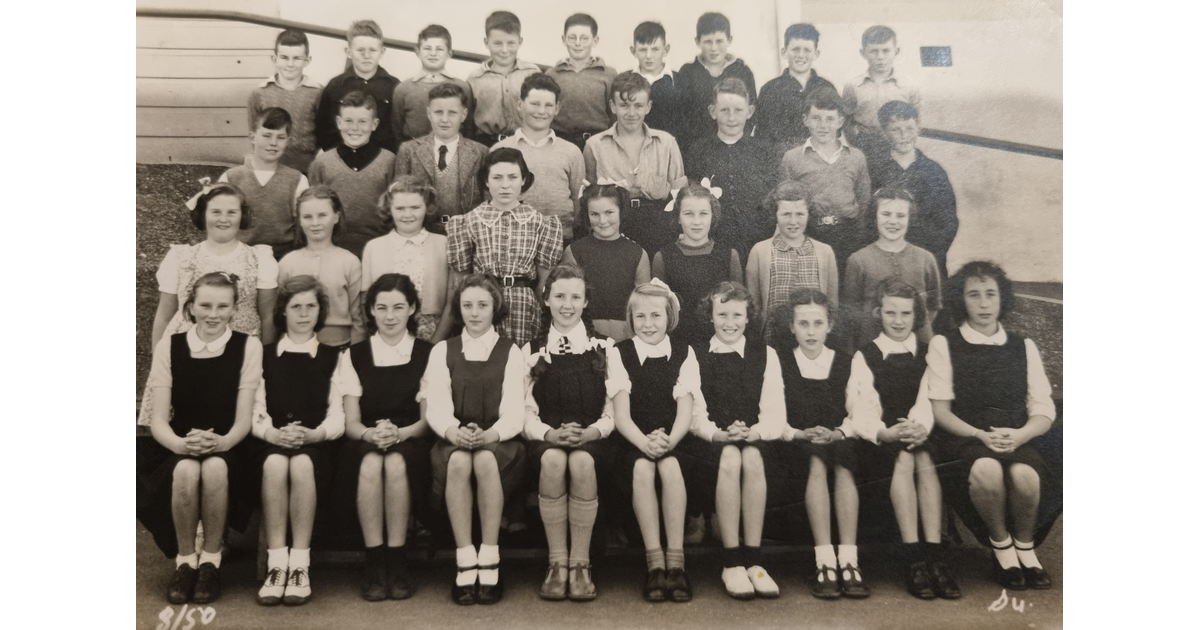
[308,91,396,258]
[220,107,309,259]
[247,29,323,172]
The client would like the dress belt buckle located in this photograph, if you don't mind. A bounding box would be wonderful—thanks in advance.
[440,215,451,223]
[630,198,641,208]
[502,275,516,287]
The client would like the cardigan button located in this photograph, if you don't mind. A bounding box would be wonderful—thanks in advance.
[286,413,294,418]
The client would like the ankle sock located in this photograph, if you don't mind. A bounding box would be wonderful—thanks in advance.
[814,544,836,569]
[267,547,288,571]
[567,495,598,565]
[199,550,222,569]
[176,553,199,569]
[289,547,310,569]
[902,542,923,566]
[665,547,685,570]
[455,546,478,586]
[990,535,1019,570]
[478,544,500,585]
[743,546,763,569]
[837,544,858,568]
[722,546,746,569]
[646,547,665,571]
[1013,539,1042,569]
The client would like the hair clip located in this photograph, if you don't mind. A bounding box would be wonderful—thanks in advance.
[184,177,215,211]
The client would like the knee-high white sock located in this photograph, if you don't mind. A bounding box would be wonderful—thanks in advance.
[1014,538,1042,569]
[568,496,599,565]
[478,544,500,585]
[990,535,1019,570]
[455,546,478,586]
[539,493,569,565]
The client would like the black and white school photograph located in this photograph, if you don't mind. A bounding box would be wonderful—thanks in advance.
[124,0,1077,626]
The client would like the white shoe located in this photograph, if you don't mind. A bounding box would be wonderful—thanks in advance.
[283,567,312,605]
[721,566,755,600]
[257,566,286,605]
[746,565,780,598]
[684,514,706,546]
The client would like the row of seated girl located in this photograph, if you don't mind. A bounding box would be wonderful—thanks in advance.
[140,256,1057,609]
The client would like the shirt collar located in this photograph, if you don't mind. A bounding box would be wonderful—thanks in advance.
[512,127,558,148]
[783,68,814,89]
[477,202,538,227]
[636,66,673,85]
[555,56,606,71]
[959,322,1008,346]
[595,122,668,146]
[370,332,415,361]
[277,334,320,357]
[260,74,321,89]
[186,325,232,353]
[872,332,917,358]
[547,321,591,354]
[802,135,851,153]
[481,58,537,74]
[387,228,429,247]
[772,234,810,252]
[413,70,446,83]
[434,135,461,151]
[462,327,500,354]
[794,344,834,371]
[708,335,746,357]
[632,335,672,364]
[854,70,908,88]
[694,54,738,74]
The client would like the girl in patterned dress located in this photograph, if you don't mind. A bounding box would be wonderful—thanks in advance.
[446,148,563,348]
[361,177,457,343]
[139,181,279,426]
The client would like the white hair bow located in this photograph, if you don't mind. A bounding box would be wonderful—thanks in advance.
[663,177,723,213]
[578,177,632,199]
[184,177,215,211]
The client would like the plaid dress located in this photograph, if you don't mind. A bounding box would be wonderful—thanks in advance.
[765,235,821,345]
[447,203,563,347]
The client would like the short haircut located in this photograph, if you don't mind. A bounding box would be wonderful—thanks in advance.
[521,72,561,102]
[765,179,814,210]
[564,13,598,36]
[190,182,252,231]
[801,86,844,117]
[699,280,758,331]
[871,185,917,219]
[626,281,681,333]
[478,148,535,195]
[696,12,731,39]
[772,287,834,348]
[254,107,292,135]
[274,274,329,334]
[379,176,437,231]
[578,183,630,236]
[363,273,422,335]
[418,24,452,49]
[485,11,521,37]
[874,279,927,332]
[943,261,1016,325]
[428,81,468,108]
[451,274,509,327]
[184,272,240,322]
[275,29,309,55]
[877,100,920,128]
[673,182,723,230]
[633,21,666,45]
[712,76,749,104]
[862,25,897,47]
[783,23,820,48]
[610,70,652,104]
[338,90,378,116]
[294,185,346,246]
[347,19,384,43]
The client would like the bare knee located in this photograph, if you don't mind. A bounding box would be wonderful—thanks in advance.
[540,449,567,479]
[200,457,228,487]
[741,445,764,473]
[718,446,743,477]
[808,456,828,480]
[893,450,915,475]
[289,454,314,479]
[447,450,474,481]
[657,457,683,484]
[1007,464,1041,498]
[383,453,408,480]
[567,451,595,480]
[173,459,201,488]
[632,458,657,486]
[359,452,383,479]
[969,458,1004,491]
[472,450,500,480]
[263,454,289,480]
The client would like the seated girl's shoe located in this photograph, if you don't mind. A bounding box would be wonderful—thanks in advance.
[643,568,667,602]
[167,564,198,604]
[191,563,221,604]
[721,566,755,600]
[840,564,870,598]
[540,563,568,600]
[665,567,693,602]
[930,561,961,599]
[477,576,504,605]
[1022,566,1051,590]
[568,563,596,601]
[812,565,840,599]
[257,566,286,605]
[282,567,311,605]
[746,566,779,598]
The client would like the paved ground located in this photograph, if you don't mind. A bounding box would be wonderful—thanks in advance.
[136,516,1061,630]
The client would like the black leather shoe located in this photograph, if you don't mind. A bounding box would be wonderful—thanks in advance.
[451,567,477,606]
[811,565,841,599]
[665,567,693,602]
[477,578,504,605]
[167,564,197,604]
[388,567,415,600]
[642,568,667,602]
[930,561,962,599]
[1022,565,1052,590]
[840,564,871,599]
[363,554,388,602]
[906,562,936,600]
[995,560,1027,591]
[192,563,221,604]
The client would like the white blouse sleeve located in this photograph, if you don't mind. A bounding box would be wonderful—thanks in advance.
[847,351,885,444]
[493,344,528,441]
[1025,339,1057,422]
[336,349,363,397]
[925,335,954,401]
[752,349,788,440]
[594,395,615,438]
[317,371,346,440]
[252,377,272,439]
[155,246,182,294]
[907,371,935,435]
[420,341,458,439]
[254,245,280,290]
[604,344,631,398]
[673,346,704,400]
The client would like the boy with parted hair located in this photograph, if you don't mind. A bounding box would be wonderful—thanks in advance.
[629,21,679,138]
[248,29,323,172]
[315,20,401,152]
[752,23,837,148]
[842,25,921,162]
[391,24,475,148]
[546,13,618,152]
[220,108,310,259]
[674,12,756,151]
[493,73,586,241]
[308,91,397,258]
[467,11,540,147]
[394,82,488,233]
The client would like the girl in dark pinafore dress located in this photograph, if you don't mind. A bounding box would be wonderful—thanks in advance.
[338,274,435,602]
[523,264,614,602]
[139,272,262,606]
[422,274,528,606]
[927,261,1058,592]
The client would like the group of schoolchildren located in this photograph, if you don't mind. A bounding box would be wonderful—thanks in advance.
[136,7,1057,613]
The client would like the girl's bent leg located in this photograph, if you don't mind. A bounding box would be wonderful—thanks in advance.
[740,446,767,548]
[473,450,504,546]
[967,458,1009,541]
[172,459,203,556]
[539,449,570,565]
[199,457,229,554]
[631,458,662,551]
[288,455,317,549]
[890,451,919,543]
[445,450,475,548]
[383,453,411,547]
[914,451,942,544]
[357,453,385,548]
[262,454,291,550]
[805,457,832,546]
[567,451,599,565]
[658,457,687,551]
[715,446,744,549]
[1006,463,1041,544]
[833,465,859,546]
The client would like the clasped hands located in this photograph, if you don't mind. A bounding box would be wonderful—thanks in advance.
[715,420,755,443]
[447,422,497,450]
[880,419,929,450]
[639,428,671,459]
[976,426,1025,454]
[269,421,316,450]
[783,425,844,445]
[182,428,222,455]
[546,422,598,447]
